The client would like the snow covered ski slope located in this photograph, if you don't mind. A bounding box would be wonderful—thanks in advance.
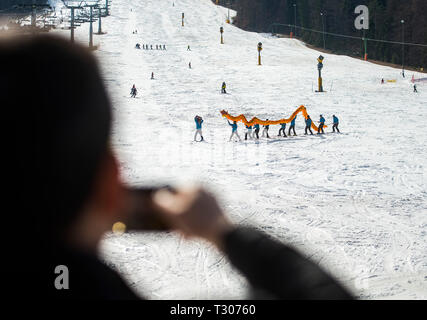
[54,0,426,299]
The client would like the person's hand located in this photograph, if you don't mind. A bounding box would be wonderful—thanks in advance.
[152,187,233,249]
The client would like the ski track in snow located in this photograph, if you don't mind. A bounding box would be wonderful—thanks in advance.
[51,0,426,299]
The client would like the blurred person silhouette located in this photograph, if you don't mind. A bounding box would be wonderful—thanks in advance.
[2,34,352,300]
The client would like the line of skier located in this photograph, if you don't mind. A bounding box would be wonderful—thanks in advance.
[135,43,167,50]
[194,114,340,142]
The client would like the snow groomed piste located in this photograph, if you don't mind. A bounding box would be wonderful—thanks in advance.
[221,105,327,132]
[47,0,427,300]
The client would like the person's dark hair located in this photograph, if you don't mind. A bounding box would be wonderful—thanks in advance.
[1,35,112,252]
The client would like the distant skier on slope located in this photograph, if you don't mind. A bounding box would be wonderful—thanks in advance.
[189,62,192,69]
[135,43,141,49]
[318,114,325,134]
[130,84,137,98]
[305,115,313,135]
[278,123,287,137]
[253,123,260,139]
[194,116,204,142]
[151,72,154,80]
[245,125,253,140]
[227,120,241,141]
[262,120,270,138]
[381,78,385,84]
[187,45,191,51]
[332,115,340,133]
[414,84,418,93]
[221,82,227,94]
[288,115,297,136]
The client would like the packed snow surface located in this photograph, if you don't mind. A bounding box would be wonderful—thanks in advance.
[52,0,426,299]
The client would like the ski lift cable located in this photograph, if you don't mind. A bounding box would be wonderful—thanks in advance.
[270,23,427,48]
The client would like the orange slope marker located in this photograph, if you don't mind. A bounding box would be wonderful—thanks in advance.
[220,105,327,132]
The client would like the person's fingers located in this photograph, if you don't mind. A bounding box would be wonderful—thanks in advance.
[151,187,200,234]
[152,189,181,215]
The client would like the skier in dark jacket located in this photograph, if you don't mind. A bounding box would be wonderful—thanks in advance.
[5,35,353,301]
[221,82,227,94]
[305,115,313,135]
[414,84,418,93]
[278,123,287,137]
[288,115,297,136]
[332,115,340,133]
[253,123,260,139]
[130,84,137,97]
[318,115,325,134]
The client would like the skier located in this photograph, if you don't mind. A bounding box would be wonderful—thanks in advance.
[245,125,253,140]
[221,82,227,94]
[278,123,287,137]
[305,115,313,135]
[381,78,385,84]
[288,115,297,136]
[262,120,270,138]
[253,123,260,139]
[135,43,141,49]
[156,45,158,50]
[142,44,145,49]
[332,115,340,133]
[187,45,191,51]
[151,72,154,80]
[414,84,418,93]
[227,120,241,141]
[189,62,192,69]
[130,84,137,98]
[163,44,166,50]
[318,114,325,134]
[194,116,204,142]
[402,70,405,78]
[150,45,153,50]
